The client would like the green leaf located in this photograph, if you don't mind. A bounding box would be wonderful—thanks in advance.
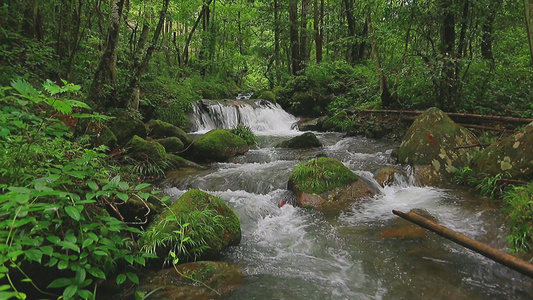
[65,206,81,221]
[47,278,71,288]
[110,175,121,187]
[116,193,129,202]
[135,183,151,190]
[59,241,80,253]
[65,100,90,109]
[77,289,92,300]
[87,181,98,191]
[88,267,106,279]
[134,257,145,266]
[93,251,108,257]
[24,249,43,263]
[63,284,78,300]
[82,239,94,249]
[11,79,40,102]
[118,181,129,191]
[40,246,54,256]
[58,260,69,270]
[126,272,139,284]
[124,255,134,264]
[116,274,126,285]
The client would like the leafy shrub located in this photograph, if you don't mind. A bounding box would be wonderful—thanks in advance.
[504,183,533,253]
[230,124,257,147]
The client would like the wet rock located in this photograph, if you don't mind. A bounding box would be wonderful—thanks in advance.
[139,189,241,263]
[193,129,249,162]
[297,117,325,131]
[397,107,478,186]
[288,157,374,210]
[147,119,193,146]
[137,261,242,300]
[109,109,147,143]
[470,121,533,181]
[375,167,407,187]
[155,137,184,154]
[166,154,206,169]
[126,135,167,162]
[276,132,322,149]
[322,110,356,132]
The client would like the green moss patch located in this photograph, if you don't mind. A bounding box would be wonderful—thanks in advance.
[193,129,249,162]
[127,135,167,161]
[289,157,358,194]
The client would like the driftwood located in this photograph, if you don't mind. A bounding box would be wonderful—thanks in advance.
[360,109,533,124]
[457,123,517,133]
[392,209,533,278]
[496,178,529,186]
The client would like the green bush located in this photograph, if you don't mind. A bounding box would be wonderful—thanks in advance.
[504,183,533,253]
[230,124,257,147]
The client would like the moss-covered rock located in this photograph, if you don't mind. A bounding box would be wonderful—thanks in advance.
[139,190,241,263]
[276,132,322,149]
[155,137,184,154]
[166,154,206,169]
[375,166,407,187]
[260,90,276,102]
[322,110,356,132]
[193,129,249,162]
[110,109,147,143]
[288,157,374,210]
[97,126,118,149]
[136,261,242,299]
[147,119,193,146]
[126,135,167,161]
[470,122,533,181]
[397,107,478,186]
[297,117,326,131]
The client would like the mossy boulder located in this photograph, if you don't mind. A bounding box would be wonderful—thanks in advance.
[139,190,241,263]
[97,126,118,149]
[288,157,374,210]
[126,135,167,161]
[110,110,147,143]
[147,119,193,146]
[470,121,533,181]
[276,132,322,149]
[260,90,276,102]
[375,166,407,187]
[193,129,249,162]
[137,261,242,299]
[166,154,206,169]
[322,110,356,132]
[397,107,478,186]
[297,117,325,131]
[155,137,184,154]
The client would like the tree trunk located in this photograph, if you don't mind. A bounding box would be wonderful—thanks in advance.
[313,0,324,64]
[366,12,392,108]
[343,0,357,65]
[438,0,456,110]
[274,0,281,79]
[525,0,533,66]
[289,0,301,75]
[88,0,125,109]
[392,210,533,279]
[182,2,211,67]
[300,0,310,64]
[457,0,469,59]
[122,0,169,109]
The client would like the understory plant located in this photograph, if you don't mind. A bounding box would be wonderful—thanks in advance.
[0,79,158,299]
[503,183,533,253]
[230,124,257,147]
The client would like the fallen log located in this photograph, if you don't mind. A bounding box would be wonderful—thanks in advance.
[360,109,533,124]
[457,123,517,133]
[392,209,533,279]
[453,143,491,149]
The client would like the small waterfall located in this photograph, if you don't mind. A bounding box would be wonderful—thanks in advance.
[189,99,299,135]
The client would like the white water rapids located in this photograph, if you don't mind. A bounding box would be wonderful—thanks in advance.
[163,100,531,299]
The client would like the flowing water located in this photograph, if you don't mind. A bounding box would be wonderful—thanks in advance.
[163,100,532,299]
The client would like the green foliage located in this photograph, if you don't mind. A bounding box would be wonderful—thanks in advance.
[230,124,257,147]
[260,91,276,102]
[0,80,156,299]
[503,183,533,253]
[453,167,476,186]
[476,173,507,198]
[289,157,358,195]
[140,205,225,263]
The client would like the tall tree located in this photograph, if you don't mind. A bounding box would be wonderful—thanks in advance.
[438,0,456,110]
[313,0,324,63]
[88,0,125,108]
[366,10,392,108]
[289,0,301,75]
[525,0,533,66]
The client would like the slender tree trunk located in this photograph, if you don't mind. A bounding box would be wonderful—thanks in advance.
[88,0,125,109]
[343,0,357,65]
[289,0,300,75]
[274,0,281,80]
[524,0,533,66]
[300,0,310,64]
[182,0,213,67]
[122,0,169,109]
[457,0,469,59]
[366,12,392,108]
[358,17,368,62]
[313,0,323,64]
[439,0,456,110]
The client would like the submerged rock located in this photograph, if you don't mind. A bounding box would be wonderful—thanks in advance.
[470,121,533,181]
[147,119,193,146]
[137,261,242,299]
[397,107,478,186]
[193,129,249,162]
[276,132,322,149]
[288,157,374,210]
[139,189,241,263]
[375,166,407,187]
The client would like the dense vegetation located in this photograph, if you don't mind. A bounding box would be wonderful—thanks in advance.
[1,0,532,298]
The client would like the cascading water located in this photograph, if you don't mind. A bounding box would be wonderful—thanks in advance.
[189,99,299,135]
[164,104,532,299]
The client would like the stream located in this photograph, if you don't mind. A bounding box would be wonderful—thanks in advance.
[163,100,532,299]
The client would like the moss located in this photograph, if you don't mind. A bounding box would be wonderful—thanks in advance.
[260,91,276,102]
[194,129,249,162]
[276,132,322,149]
[147,119,193,147]
[155,137,184,153]
[503,183,533,254]
[289,157,358,194]
[110,109,147,143]
[127,135,167,161]
[97,126,117,149]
